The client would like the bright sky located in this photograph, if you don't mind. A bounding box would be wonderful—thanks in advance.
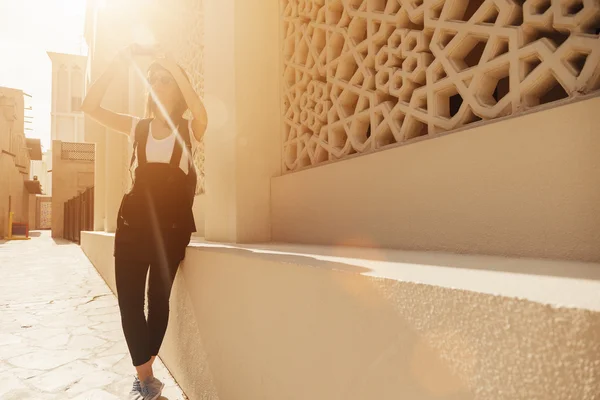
[0,0,88,151]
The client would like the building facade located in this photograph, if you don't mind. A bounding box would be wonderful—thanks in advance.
[47,52,87,143]
[0,87,43,237]
[81,1,600,399]
[46,52,92,234]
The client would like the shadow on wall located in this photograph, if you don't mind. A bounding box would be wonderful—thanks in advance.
[179,245,600,400]
[181,248,475,400]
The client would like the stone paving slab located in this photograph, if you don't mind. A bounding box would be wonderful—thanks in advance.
[0,231,186,399]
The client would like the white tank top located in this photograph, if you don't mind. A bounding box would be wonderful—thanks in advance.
[129,118,196,175]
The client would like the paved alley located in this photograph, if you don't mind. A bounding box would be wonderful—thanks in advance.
[0,231,186,399]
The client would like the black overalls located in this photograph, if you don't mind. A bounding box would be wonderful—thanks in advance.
[114,118,196,366]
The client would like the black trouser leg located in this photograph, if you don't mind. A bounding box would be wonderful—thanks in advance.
[115,256,152,367]
[147,257,180,357]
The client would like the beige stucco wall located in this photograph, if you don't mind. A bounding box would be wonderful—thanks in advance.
[51,140,95,238]
[84,0,136,234]
[272,96,600,263]
[0,87,32,237]
[81,232,600,400]
[0,154,30,237]
[201,0,280,243]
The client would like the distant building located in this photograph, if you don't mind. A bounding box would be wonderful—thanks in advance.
[47,53,95,238]
[47,52,87,143]
[30,150,52,195]
[45,51,88,201]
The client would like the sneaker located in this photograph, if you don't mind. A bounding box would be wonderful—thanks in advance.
[140,376,165,400]
[128,376,143,399]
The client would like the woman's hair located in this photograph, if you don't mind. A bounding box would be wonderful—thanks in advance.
[145,61,191,121]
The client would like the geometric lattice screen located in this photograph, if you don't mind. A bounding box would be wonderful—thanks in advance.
[281,0,600,172]
[61,142,95,162]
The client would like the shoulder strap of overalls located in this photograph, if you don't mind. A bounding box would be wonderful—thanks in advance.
[169,118,193,169]
[172,119,197,200]
[130,118,152,169]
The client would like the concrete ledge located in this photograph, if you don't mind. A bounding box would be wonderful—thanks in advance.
[188,239,600,312]
[81,231,600,400]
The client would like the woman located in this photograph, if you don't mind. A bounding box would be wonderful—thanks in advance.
[81,44,208,400]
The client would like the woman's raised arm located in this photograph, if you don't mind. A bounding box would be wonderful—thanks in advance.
[81,47,136,136]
